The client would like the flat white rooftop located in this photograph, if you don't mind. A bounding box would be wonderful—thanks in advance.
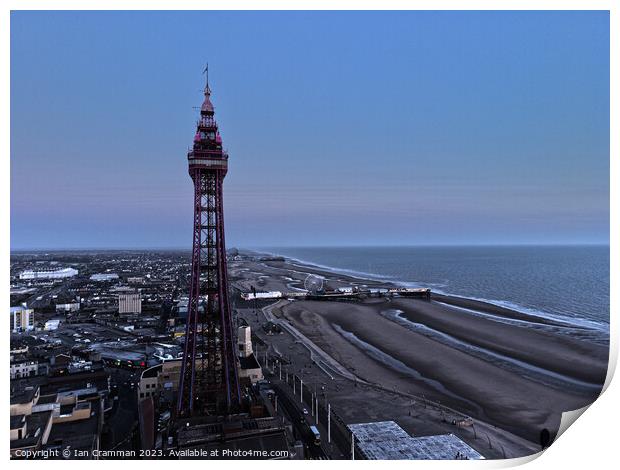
[349,421,484,460]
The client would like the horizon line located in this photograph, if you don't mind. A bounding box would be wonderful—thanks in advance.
[10,242,611,253]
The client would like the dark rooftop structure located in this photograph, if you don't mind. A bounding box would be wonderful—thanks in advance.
[176,415,290,459]
[10,411,53,457]
[45,397,103,459]
[239,354,260,370]
[10,414,26,430]
[10,381,43,406]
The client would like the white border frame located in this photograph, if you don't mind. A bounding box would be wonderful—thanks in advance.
[2,3,616,469]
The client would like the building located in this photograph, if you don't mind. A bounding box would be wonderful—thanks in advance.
[90,273,119,282]
[349,421,484,460]
[238,325,253,357]
[237,326,263,385]
[10,384,40,417]
[55,302,80,313]
[19,267,78,280]
[10,362,109,459]
[138,359,183,401]
[10,411,54,458]
[10,342,44,379]
[241,291,282,300]
[10,343,29,357]
[11,359,38,379]
[45,319,61,331]
[175,297,189,318]
[118,290,141,314]
[11,306,34,332]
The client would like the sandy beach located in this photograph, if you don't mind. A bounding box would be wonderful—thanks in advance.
[230,253,608,444]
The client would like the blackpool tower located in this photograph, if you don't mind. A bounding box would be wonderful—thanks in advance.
[177,69,241,417]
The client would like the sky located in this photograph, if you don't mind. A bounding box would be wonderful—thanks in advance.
[10,11,609,249]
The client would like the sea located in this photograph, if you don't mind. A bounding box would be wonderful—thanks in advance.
[257,245,610,341]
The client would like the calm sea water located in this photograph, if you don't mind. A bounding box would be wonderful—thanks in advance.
[259,246,610,333]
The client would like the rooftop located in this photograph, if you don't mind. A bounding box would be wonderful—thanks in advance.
[10,306,32,313]
[10,382,41,405]
[349,421,483,460]
[10,411,53,450]
[177,415,288,457]
[239,353,261,370]
[47,398,102,454]
[10,414,26,429]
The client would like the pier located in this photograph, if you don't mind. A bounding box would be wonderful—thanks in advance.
[240,287,431,302]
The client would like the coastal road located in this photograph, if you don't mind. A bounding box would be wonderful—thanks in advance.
[262,300,362,382]
[268,379,332,459]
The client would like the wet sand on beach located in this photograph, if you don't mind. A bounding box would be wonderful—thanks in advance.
[278,298,607,443]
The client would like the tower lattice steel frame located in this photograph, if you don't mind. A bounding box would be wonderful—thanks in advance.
[177,72,241,417]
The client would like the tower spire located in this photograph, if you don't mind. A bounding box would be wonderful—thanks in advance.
[200,63,214,114]
[202,63,210,95]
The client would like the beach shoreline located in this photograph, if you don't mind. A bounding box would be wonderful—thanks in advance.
[246,249,609,341]
[230,250,609,444]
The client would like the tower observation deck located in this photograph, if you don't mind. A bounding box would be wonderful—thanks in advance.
[177,70,241,417]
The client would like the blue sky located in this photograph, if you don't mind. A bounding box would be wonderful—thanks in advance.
[10,11,609,249]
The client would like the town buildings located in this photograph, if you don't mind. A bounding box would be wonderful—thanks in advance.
[11,306,34,332]
[118,290,141,314]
